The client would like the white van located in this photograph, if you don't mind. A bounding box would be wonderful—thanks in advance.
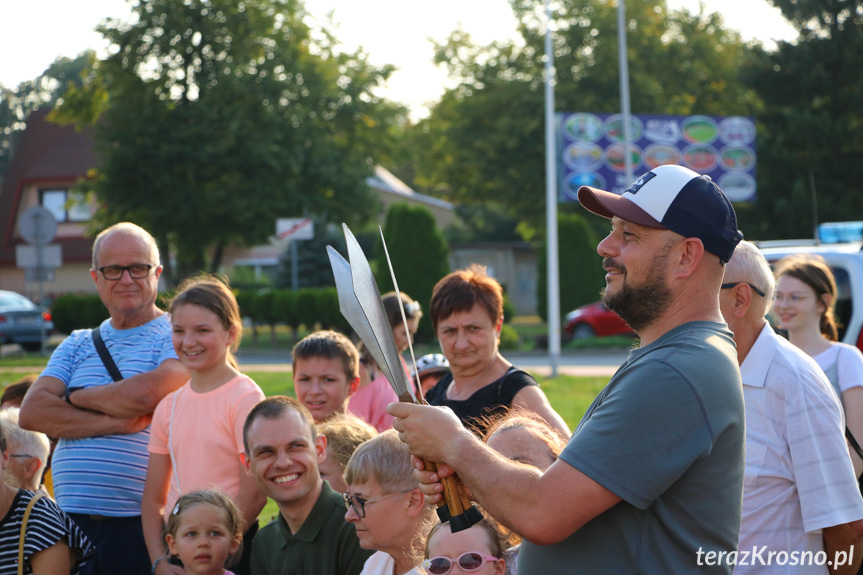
[757,222,863,353]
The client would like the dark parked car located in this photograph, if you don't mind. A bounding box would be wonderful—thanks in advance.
[562,300,634,340]
[0,290,53,351]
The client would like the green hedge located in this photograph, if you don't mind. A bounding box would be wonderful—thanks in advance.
[50,287,356,338]
[239,287,352,336]
[373,203,450,343]
[536,212,606,322]
[502,294,516,324]
[51,294,109,334]
[499,324,520,350]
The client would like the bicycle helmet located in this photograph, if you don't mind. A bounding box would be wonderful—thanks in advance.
[411,353,451,378]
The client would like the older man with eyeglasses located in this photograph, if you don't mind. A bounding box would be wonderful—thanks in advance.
[720,240,863,575]
[19,222,188,575]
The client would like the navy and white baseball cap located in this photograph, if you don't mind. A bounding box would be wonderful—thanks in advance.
[577,164,744,263]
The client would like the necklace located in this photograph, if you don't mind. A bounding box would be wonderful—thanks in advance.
[447,359,511,400]
[447,379,479,400]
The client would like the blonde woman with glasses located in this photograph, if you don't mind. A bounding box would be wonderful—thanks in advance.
[343,430,434,575]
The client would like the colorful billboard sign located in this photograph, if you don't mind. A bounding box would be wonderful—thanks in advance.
[558,113,757,203]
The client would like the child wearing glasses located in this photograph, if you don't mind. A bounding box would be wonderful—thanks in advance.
[348,292,423,432]
[423,517,506,575]
[343,429,434,575]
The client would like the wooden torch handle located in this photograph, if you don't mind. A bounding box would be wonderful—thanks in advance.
[397,392,472,516]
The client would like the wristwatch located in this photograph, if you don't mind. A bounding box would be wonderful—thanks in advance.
[64,386,83,406]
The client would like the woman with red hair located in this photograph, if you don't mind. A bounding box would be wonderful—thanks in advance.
[424,265,569,437]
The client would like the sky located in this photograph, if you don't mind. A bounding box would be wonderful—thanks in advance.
[0,0,798,119]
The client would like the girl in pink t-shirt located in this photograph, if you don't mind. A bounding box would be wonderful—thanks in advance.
[142,277,265,575]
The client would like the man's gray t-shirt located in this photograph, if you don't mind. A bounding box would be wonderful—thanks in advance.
[519,321,745,574]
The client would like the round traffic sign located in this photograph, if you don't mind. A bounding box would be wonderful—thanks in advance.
[19,207,58,246]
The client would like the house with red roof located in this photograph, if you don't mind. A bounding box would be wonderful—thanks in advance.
[0,109,99,297]
[0,110,456,302]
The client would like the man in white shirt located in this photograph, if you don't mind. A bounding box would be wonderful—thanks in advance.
[721,241,863,574]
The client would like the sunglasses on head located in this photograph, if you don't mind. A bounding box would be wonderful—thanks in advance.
[423,551,498,574]
[404,300,421,318]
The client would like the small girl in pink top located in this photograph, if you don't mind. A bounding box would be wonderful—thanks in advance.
[348,292,421,431]
[142,276,265,575]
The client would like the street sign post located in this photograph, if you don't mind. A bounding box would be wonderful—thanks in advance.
[16,245,62,268]
[16,207,60,354]
[25,268,56,282]
[18,206,57,246]
[276,218,314,241]
[276,218,315,290]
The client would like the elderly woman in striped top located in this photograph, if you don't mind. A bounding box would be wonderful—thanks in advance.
[0,420,93,574]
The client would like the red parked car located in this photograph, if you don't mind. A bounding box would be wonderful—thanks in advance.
[562,300,634,340]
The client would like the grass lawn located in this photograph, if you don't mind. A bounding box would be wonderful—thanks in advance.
[246,371,606,431]
[246,370,609,525]
[0,359,610,527]
[1,367,610,426]
[1,369,44,387]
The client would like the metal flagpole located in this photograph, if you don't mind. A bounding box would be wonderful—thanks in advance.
[545,0,560,376]
[618,0,634,184]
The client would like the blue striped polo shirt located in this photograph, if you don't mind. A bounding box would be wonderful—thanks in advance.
[42,314,178,516]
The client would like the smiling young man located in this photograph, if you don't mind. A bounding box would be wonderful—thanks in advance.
[242,396,372,575]
[391,164,747,574]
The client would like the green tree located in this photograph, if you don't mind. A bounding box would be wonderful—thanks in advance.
[273,289,298,338]
[739,0,863,240]
[275,219,379,289]
[253,289,279,347]
[444,204,525,244]
[536,212,604,322]
[295,288,320,331]
[276,220,341,290]
[374,203,450,341]
[234,289,260,345]
[54,0,404,284]
[402,0,761,237]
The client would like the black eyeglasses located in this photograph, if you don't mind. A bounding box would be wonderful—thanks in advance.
[97,264,154,280]
[721,282,766,298]
[8,454,33,458]
[343,491,408,518]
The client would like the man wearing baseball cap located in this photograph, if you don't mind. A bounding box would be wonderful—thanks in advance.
[389,165,746,574]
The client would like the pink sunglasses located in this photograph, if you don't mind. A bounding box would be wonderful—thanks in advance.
[423,551,499,574]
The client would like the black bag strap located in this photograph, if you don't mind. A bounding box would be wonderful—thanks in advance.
[91,326,124,382]
[847,426,863,462]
